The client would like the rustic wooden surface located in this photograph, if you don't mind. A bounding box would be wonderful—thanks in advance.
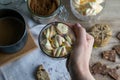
[89,20,120,80]
[0,31,37,66]
[62,0,120,80]
[0,0,120,80]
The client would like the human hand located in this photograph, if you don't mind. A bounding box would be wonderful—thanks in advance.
[66,23,95,80]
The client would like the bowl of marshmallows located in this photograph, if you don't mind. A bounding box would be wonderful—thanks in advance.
[70,0,105,21]
[38,22,76,58]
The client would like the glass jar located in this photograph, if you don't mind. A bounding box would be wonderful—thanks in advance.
[70,0,106,21]
[27,0,69,24]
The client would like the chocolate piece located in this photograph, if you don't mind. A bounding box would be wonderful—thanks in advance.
[116,32,120,40]
[90,66,94,74]
[36,65,50,80]
[102,50,116,62]
[101,65,109,75]
[113,45,120,56]
[108,69,118,80]
[91,62,103,74]
[91,62,109,75]
[91,62,119,80]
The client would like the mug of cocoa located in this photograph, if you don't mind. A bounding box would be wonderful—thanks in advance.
[27,0,68,24]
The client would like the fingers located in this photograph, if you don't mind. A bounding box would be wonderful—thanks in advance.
[73,23,87,45]
[86,33,94,47]
[69,23,94,47]
[65,23,74,30]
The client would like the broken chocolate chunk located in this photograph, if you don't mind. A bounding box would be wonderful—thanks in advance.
[113,45,120,56]
[91,62,119,80]
[102,50,116,62]
[91,62,104,74]
[101,65,109,75]
[108,69,119,80]
[116,32,120,40]
[91,62,110,75]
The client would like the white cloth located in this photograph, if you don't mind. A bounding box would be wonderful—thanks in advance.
[0,2,70,80]
[0,24,70,80]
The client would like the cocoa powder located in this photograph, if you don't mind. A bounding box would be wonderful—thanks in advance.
[30,0,59,16]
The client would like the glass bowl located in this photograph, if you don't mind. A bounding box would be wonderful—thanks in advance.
[38,22,75,58]
[70,0,106,21]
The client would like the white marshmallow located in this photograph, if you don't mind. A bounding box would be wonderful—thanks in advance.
[94,4,103,14]
[73,0,80,5]
[41,39,53,51]
[96,0,104,4]
[72,0,80,8]
[86,8,95,16]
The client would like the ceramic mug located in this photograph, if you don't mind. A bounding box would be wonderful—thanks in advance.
[0,9,28,53]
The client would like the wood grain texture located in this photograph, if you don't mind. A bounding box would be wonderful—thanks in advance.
[0,32,37,66]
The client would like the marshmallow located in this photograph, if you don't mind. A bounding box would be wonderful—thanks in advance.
[86,8,96,16]
[94,4,103,14]
[64,41,71,48]
[49,25,56,38]
[86,2,103,16]
[56,23,69,35]
[54,47,62,57]
[53,46,67,57]
[51,35,65,48]
[61,46,67,56]
[96,0,104,4]
[43,28,50,38]
[73,0,81,5]
[65,35,72,44]
[56,35,65,46]
[41,39,53,53]
[72,0,104,16]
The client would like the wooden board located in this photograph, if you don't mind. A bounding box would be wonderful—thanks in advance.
[88,20,120,80]
[0,32,37,66]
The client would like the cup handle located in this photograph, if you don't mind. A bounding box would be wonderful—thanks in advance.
[58,5,69,21]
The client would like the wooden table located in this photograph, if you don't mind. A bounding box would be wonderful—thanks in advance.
[0,0,120,80]
[63,0,120,80]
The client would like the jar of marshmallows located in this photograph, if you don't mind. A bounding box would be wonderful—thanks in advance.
[70,0,105,21]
